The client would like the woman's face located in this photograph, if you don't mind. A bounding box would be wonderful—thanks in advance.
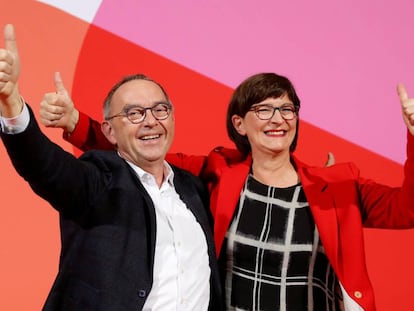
[232,93,297,157]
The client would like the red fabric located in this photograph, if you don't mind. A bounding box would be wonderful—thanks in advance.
[64,111,113,151]
[63,110,91,149]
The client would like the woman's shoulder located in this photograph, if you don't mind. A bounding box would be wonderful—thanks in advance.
[297,159,360,182]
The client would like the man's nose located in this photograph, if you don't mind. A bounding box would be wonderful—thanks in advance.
[142,109,158,125]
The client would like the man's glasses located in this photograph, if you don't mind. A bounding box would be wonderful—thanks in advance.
[249,104,298,120]
[105,102,172,124]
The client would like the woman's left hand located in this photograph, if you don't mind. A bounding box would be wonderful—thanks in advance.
[398,84,414,136]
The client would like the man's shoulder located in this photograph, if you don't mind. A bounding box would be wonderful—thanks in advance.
[80,149,118,159]
[78,149,126,170]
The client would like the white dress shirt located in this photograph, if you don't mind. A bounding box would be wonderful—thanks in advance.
[124,156,211,310]
[0,103,29,133]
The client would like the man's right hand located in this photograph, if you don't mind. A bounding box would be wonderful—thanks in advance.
[39,72,79,133]
[0,24,22,117]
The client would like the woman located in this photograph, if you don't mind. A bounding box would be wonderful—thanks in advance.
[40,72,414,311]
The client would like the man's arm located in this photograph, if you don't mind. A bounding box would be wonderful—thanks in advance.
[0,24,104,216]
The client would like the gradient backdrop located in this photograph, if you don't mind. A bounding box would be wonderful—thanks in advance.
[1,0,414,310]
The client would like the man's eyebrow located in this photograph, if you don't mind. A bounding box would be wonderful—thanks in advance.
[154,100,170,105]
[123,101,169,109]
[122,103,144,110]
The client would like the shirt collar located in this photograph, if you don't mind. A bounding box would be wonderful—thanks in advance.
[122,155,174,187]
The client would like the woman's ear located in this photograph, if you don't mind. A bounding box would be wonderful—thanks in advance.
[232,115,246,135]
[101,121,117,145]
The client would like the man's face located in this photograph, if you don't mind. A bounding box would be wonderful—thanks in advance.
[102,79,174,169]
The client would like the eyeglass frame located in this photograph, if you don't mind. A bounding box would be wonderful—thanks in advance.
[248,103,299,121]
[105,102,173,124]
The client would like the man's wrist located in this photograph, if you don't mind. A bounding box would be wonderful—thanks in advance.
[65,109,79,134]
[0,88,24,118]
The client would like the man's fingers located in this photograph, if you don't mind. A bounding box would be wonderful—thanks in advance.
[54,71,68,96]
[4,24,18,55]
[41,102,65,115]
[43,92,66,108]
[41,117,60,128]
[39,107,63,123]
[397,83,409,103]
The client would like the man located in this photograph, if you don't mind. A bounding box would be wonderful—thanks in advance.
[0,24,222,310]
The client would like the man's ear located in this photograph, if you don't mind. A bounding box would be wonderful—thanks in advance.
[232,115,246,135]
[101,121,117,145]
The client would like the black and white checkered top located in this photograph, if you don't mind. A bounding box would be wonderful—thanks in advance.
[220,174,342,310]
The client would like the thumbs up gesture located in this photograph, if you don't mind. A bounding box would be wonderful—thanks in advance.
[40,72,79,133]
[398,84,414,136]
[0,24,22,116]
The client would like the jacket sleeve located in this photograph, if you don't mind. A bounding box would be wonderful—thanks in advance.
[361,131,414,228]
[166,153,208,177]
[1,105,108,219]
[63,110,114,151]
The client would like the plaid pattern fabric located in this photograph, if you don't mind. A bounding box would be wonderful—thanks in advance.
[221,175,340,311]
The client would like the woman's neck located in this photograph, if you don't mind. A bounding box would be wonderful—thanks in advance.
[251,151,299,188]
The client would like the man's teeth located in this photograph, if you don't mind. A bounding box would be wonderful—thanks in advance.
[141,134,160,140]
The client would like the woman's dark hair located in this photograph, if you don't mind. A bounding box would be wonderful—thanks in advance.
[226,72,301,156]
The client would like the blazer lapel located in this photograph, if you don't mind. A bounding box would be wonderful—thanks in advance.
[212,159,250,255]
[297,162,340,271]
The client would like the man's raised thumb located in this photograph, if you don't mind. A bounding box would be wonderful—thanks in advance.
[4,24,18,55]
[54,72,68,95]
